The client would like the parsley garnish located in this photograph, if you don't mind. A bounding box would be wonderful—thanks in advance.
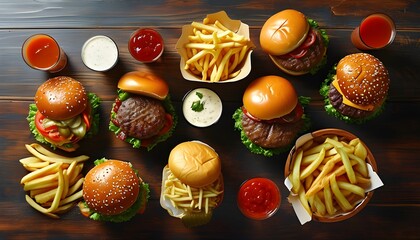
[191,92,204,112]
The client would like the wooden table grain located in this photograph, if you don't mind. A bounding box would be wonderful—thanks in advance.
[1,1,419,239]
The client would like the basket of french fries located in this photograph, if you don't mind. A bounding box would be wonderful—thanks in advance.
[176,11,255,83]
[284,129,383,224]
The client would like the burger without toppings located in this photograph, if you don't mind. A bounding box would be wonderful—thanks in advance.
[233,75,310,157]
[160,141,224,227]
[320,53,390,123]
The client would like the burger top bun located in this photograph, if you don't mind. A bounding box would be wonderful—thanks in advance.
[336,53,390,106]
[35,76,88,121]
[83,160,140,216]
[243,75,298,120]
[260,9,309,56]
[168,141,221,188]
[118,71,169,100]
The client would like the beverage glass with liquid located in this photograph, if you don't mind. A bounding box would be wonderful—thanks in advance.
[22,34,67,73]
[351,13,396,50]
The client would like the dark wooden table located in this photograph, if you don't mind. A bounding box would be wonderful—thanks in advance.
[1,1,419,239]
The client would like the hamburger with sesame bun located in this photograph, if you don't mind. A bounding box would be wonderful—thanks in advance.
[27,76,100,152]
[79,158,150,222]
[160,141,224,227]
[320,53,390,123]
[233,75,310,157]
[109,71,177,150]
[260,9,329,75]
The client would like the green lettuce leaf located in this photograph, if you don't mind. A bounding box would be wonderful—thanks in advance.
[307,18,329,75]
[27,92,101,150]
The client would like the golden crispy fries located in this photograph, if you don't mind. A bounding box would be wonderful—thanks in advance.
[288,136,372,218]
[183,18,252,82]
[291,149,303,194]
[25,143,89,164]
[19,143,88,218]
[163,171,223,214]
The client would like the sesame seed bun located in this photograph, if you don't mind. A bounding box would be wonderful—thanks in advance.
[35,76,88,120]
[168,141,221,188]
[118,71,169,100]
[243,75,298,120]
[83,160,140,216]
[260,9,309,56]
[336,53,390,107]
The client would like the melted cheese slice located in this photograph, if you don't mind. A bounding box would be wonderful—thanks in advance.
[332,77,375,111]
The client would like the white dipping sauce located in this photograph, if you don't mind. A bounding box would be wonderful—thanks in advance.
[182,88,223,127]
[81,35,118,71]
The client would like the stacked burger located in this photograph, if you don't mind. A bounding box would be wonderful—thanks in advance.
[160,141,224,227]
[233,75,310,157]
[27,76,100,152]
[260,9,329,75]
[109,71,177,150]
[320,53,390,123]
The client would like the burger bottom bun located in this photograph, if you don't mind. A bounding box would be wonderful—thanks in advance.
[118,71,169,100]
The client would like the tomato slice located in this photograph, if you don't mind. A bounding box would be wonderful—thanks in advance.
[279,103,304,123]
[289,48,308,59]
[301,29,316,49]
[82,110,91,132]
[287,29,316,59]
[34,111,82,144]
[140,113,174,147]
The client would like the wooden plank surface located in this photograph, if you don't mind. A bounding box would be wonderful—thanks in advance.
[0,1,419,239]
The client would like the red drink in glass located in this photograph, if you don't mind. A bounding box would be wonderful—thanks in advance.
[22,34,67,72]
[351,13,396,50]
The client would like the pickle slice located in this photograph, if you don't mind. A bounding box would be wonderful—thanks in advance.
[181,210,213,228]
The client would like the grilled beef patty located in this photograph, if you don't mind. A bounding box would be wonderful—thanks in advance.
[241,112,304,149]
[271,28,326,74]
[116,96,166,139]
[328,83,372,119]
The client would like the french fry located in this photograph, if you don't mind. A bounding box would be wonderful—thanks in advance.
[25,143,89,164]
[288,135,372,218]
[164,171,223,214]
[291,149,303,194]
[19,143,88,218]
[300,147,326,180]
[183,17,253,82]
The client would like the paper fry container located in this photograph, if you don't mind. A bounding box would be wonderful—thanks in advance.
[176,11,255,83]
[284,128,384,224]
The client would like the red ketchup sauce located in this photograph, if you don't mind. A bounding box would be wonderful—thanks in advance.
[360,14,394,49]
[237,177,281,220]
[128,28,164,63]
[25,35,60,69]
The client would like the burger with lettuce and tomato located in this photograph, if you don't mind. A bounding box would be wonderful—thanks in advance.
[27,76,100,152]
[109,71,177,150]
[260,9,329,75]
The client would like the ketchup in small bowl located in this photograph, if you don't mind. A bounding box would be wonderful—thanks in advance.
[128,28,164,63]
[237,177,281,220]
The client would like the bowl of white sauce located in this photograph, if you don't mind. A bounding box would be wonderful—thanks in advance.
[81,35,119,71]
[182,88,223,127]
